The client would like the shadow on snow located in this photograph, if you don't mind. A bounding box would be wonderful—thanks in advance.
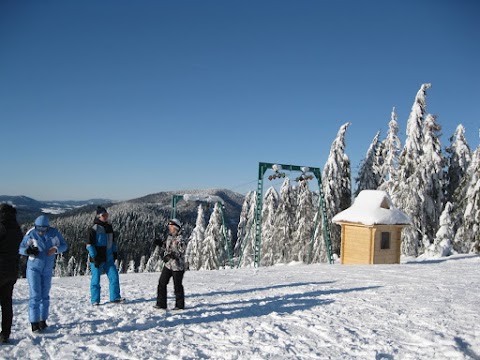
[74,283,381,335]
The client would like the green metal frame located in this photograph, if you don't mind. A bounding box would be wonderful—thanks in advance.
[254,162,333,267]
[171,194,234,268]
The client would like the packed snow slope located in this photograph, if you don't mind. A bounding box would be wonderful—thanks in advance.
[2,255,479,360]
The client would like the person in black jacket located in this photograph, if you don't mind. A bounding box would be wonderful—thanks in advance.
[86,206,123,305]
[0,204,23,344]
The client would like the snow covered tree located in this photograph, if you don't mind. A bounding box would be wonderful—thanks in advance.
[419,114,445,247]
[67,256,76,277]
[127,260,136,273]
[137,255,146,273]
[145,246,162,272]
[292,180,314,263]
[398,83,431,179]
[54,254,66,277]
[446,125,472,204]
[393,84,431,256]
[235,191,257,267]
[201,203,225,270]
[84,256,91,276]
[379,107,402,196]
[355,131,382,196]
[272,178,297,263]
[75,260,83,276]
[260,186,279,266]
[424,202,455,258]
[447,126,472,241]
[118,260,124,274]
[454,146,480,253]
[322,122,352,256]
[186,204,207,270]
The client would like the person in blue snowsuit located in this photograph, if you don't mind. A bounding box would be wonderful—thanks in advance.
[19,215,68,332]
[87,206,123,305]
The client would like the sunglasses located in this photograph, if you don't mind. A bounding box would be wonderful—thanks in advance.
[35,226,49,232]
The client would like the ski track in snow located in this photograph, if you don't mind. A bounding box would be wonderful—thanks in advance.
[2,255,480,359]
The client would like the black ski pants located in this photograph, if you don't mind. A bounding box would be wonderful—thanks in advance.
[0,279,16,338]
[157,267,184,309]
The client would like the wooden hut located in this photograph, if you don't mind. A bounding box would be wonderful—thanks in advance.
[332,190,410,265]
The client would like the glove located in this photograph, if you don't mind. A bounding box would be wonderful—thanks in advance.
[113,252,118,261]
[26,246,40,256]
[162,253,176,262]
[93,257,102,268]
[153,238,164,247]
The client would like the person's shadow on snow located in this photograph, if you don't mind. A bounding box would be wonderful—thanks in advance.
[72,282,381,335]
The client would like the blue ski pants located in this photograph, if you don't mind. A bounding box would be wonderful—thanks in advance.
[89,262,121,304]
[27,268,52,323]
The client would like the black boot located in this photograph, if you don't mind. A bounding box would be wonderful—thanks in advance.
[31,322,40,332]
[0,332,9,344]
[39,320,48,330]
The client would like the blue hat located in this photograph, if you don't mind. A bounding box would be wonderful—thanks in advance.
[34,215,50,227]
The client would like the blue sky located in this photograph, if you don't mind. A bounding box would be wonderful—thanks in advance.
[1,0,479,201]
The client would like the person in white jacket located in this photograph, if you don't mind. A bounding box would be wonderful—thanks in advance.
[155,218,186,310]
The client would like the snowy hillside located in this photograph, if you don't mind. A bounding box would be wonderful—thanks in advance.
[3,255,479,359]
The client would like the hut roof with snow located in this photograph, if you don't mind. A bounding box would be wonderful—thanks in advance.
[332,190,410,226]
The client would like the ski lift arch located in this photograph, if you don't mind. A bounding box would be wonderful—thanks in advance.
[171,193,234,268]
[248,162,333,267]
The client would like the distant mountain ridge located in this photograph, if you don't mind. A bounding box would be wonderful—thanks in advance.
[0,195,112,222]
[1,189,244,228]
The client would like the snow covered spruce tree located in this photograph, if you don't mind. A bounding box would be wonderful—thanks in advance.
[424,201,455,258]
[145,245,162,272]
[355,131,382,197]
[137,255,146,273]
[186,204,207,270]
[272,178,297,263]
[393,83,431,256]
[321,122,352,256]
[378,107,402,196]
[67,256,76,276]
[446,125,472,205]
[419,114,445,247]
[54,254,66,277]
[446,126,472,241]
[454,146,480,253]
[292,180,314,263]
[127,260,136,273]
[235,191,257,267]
[260,186,279,266]
[201,202,226,270]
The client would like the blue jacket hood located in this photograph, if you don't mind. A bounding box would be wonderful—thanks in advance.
[34,215,50,227]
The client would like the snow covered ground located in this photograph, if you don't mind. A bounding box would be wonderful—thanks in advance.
[2,255,479,359]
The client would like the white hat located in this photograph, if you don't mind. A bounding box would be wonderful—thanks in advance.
[168,218,182,229]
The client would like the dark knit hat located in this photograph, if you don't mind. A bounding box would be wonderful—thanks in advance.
[0,203,16,216]
[96,206,108,216]
[0,203,17,222]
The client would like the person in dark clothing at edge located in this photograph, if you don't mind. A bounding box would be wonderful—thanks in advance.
[155,218,187,310]
[87,206,123,305]
[0,204,23,344]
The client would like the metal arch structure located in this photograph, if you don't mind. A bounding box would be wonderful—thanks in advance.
[171,194,234,269]
[253,162,333,267]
